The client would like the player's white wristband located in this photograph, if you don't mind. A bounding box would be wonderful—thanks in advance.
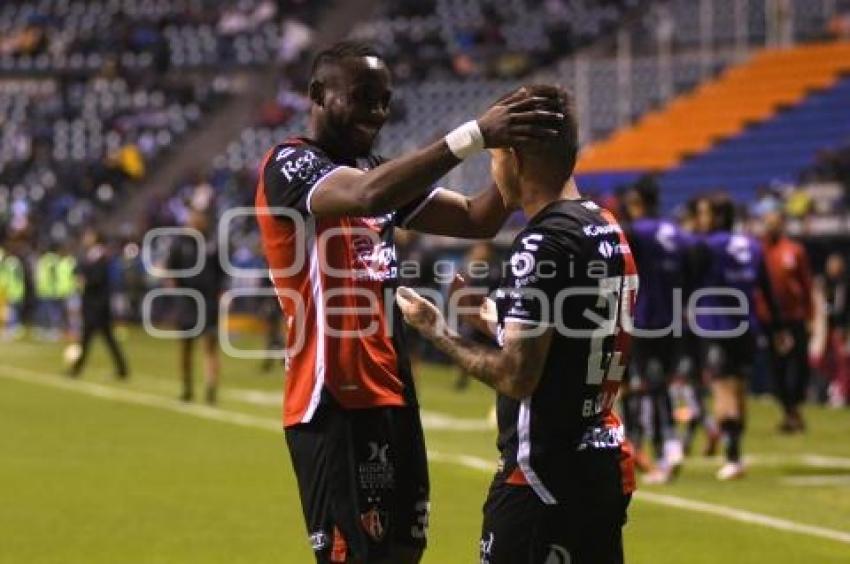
[445,120,485,160]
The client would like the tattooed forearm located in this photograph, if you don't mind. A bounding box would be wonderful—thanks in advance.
[433,332,517,394]
[430,325,551,399]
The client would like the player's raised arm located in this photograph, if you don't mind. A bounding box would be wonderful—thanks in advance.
[400,184,513,238]
[307,91,563,218]
[403,90,549,238]
[396,286,553,399]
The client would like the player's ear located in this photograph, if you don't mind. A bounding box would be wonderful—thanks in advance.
[308,79,325,107]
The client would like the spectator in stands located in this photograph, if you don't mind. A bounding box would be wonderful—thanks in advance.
[827,10,850,39]
[759,207,815,432]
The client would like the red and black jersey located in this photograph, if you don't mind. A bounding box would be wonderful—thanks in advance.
[255,138,440,427]
[493,199,639,503]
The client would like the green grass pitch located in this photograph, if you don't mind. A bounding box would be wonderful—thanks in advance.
[1,328,849,563]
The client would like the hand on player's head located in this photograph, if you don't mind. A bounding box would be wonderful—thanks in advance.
[477,86,565,149]
[485,84,579,190]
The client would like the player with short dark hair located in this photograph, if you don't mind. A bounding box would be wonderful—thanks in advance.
[691,194,788,480]
[621,179,685,483]
[255,42,564,564]
[398,84,637,563]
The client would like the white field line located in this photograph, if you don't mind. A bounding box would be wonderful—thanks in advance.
[1,360,493,432]
[2,365,850,546]
[684,453,850,469]
[633,491,850,544]
[0,365,282,433]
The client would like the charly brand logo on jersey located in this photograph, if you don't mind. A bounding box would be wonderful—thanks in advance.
[308,531,329,552]
[360,506,389,542]
[359,441,394,490]
[479,532,495,564]
[544,544,571,564]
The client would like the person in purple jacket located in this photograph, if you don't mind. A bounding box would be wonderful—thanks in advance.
[621,180,686,484]
[690,194,789,481]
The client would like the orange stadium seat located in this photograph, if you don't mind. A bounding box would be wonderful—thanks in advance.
[576,41,850,173]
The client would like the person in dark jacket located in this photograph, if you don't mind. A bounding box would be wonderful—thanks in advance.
[69,228,129,379]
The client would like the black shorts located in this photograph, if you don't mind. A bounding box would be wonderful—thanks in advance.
[630,335,676,389]
[175,293,218,333]
[285,399,430,563]
[702,333,756,380]
[480,482,630,564]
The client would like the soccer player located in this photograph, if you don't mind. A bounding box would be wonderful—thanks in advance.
[691,195,787,480]
[166,210,224,404]
[677,198,719,456]
[398,85,637,564]
[621,180,685,483]
[820,253,849,406]
[760,207,814,432]
[69,227,129,379]
[255,42,564,564]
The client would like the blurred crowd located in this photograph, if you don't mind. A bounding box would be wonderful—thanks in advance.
[352,0,640,82]
[0,0,320,276]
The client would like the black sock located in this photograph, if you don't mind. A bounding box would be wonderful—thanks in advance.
[205,385,217,405]
[720,419,742,463]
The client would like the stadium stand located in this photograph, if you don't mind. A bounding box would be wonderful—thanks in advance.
[0,0,318,72]
[348,0,644,82]
[576,41,850,173]
[221,1,847,203]
[0,1,322,246]
[0,74,232,243]
[659,76,850,210]
[5,0,850,245]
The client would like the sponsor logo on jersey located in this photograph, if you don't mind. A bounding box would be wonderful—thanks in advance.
[577,424,625,451]
[358,441,395,490]
[276,147,334,185]
[510,251,536,278]
[583,223,622,237]
[352,235,398,282]
[309,531,329,551]
[360,506,389,542]
[597,240,631,258]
